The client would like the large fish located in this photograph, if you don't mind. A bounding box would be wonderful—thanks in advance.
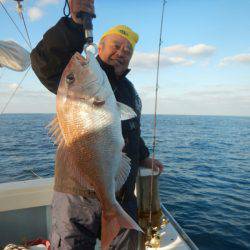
[48,50,141,249]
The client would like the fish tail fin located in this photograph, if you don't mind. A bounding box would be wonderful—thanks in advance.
[101,203,142,250]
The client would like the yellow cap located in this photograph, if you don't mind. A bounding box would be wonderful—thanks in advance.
[100,25,139,49]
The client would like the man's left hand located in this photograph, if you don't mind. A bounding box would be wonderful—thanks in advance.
[141,157,164,174]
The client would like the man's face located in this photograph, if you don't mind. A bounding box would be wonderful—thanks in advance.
[98,34,133,77]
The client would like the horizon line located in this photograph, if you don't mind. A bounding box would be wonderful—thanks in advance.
[1,112,250,118]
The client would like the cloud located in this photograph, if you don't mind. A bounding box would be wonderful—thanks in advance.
[219,53,250,67]
[137,83,250,116]
[0,83,22,91]
[130,52,194,69]
[1,83,249,116]
[130,43,215,69]
[8,83,20,90]
[28,7,43,21]
[27,0,59,21]
[163,44,216,57]
[0,90,56,113]
[182,85,250,102]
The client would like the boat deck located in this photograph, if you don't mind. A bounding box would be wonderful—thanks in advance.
[0,178,198,249]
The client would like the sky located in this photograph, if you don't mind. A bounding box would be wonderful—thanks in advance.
[0,0,250,116]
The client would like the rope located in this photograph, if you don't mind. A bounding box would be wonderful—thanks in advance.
[0,1,32,50]
[63,0,70,17]
[0,1,33,115]
[29,169,42,179]
[18,1,32,49]
[0,66,31,115]
[0,68,6,79]
[148,0,167,226]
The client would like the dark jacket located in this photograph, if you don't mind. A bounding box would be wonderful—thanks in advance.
[30,17,149,200]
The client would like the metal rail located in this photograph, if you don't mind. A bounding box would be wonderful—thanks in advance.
[161,204,199,250]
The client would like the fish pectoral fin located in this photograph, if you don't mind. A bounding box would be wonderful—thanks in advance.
[46,116,65,147]
[93,95,105,106]
[117,102,137,121]
[115,153,131,192]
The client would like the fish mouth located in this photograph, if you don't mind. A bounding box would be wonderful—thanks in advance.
[74,52,90,67]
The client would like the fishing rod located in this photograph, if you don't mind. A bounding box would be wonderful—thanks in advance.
[65,0,96,49]
[146,0,167,247]
[77,11,96,46]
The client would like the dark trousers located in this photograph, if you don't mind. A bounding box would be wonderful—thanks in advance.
[51,191,138,250]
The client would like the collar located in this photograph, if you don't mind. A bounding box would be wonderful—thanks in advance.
[96,56,131,81]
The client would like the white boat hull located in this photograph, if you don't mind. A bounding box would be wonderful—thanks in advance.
[0,178,198,249]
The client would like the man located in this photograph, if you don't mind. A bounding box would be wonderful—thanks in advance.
[31,1,163,249]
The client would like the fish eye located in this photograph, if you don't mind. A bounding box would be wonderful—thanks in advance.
[66,73,75,85]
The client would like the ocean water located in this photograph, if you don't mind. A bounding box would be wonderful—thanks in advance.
[0,114,249,250]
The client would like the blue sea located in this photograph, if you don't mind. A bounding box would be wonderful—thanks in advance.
[0,114,249,250]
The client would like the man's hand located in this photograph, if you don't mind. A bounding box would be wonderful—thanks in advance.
[141,157,164,174]
[69,0,95,24]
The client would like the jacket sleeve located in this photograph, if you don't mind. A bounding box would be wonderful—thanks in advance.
[30,17,85,94]
[139,136,150,162]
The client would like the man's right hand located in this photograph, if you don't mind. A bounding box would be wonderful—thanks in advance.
[68,0,95,25]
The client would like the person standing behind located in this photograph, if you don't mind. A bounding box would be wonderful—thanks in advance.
[31,0,164,249]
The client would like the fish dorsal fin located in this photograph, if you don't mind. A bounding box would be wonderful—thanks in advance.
[117,102,137,121]
[46,116,65,147]
[46,116,65,148]
[115,153,131,192]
